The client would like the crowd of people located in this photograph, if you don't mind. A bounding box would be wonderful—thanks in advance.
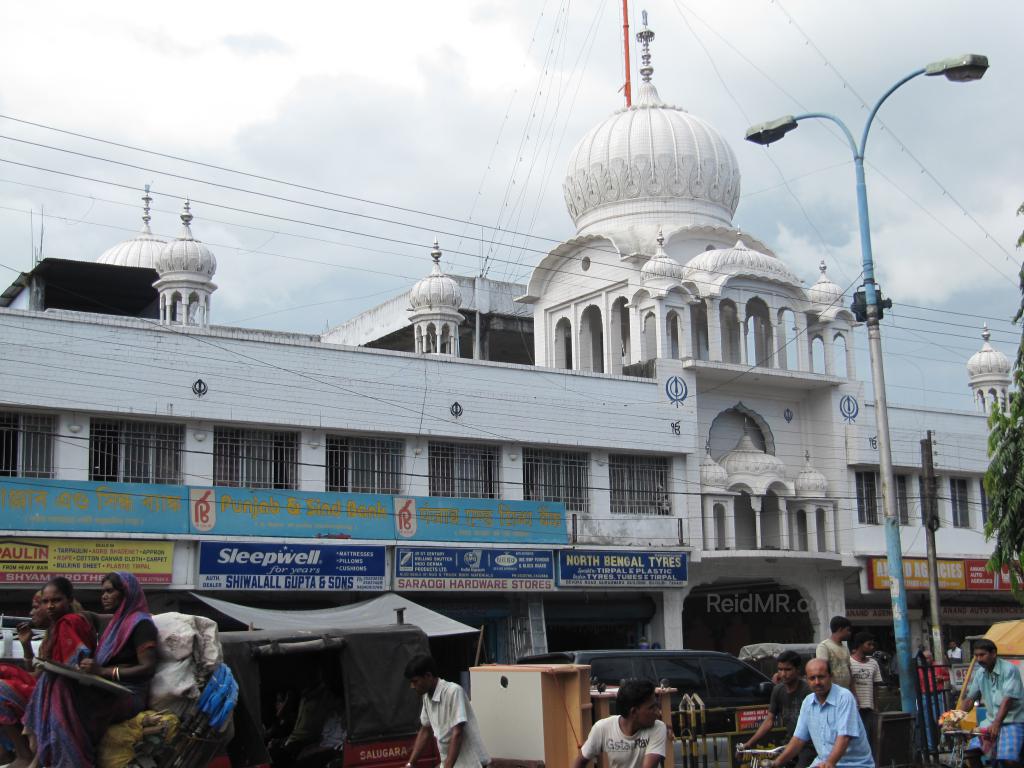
[0,572,156,768]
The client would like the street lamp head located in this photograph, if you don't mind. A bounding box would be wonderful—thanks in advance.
[744,115,799,146]
[925,54,989,82]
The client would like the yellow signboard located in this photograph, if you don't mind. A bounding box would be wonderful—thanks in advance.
[868,557,966,591]
[0,538,173,584]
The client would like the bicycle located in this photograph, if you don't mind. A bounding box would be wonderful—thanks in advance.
[735,745,785,768]
[942,728,986,768]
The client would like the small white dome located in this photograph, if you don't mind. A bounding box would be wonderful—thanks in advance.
[562,19,740,235]
[155,202,217,277]
[97,188,166,269]
[409,241,461,311]
[699,451,728,489]
[641,230,685,284]
[720,433,787,478]
[808,260,843,308]
[684,239,802,288]
[967,324,1011,378]
[795,455,829,497]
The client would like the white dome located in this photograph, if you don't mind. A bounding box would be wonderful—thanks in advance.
[967,325,1011,378]
[720,433,787,478]
[699,452,728,489]
[641,230,685,284]
[808,260,843,308]
[97,188,166,269]
[795,455,829,497]
[562,20,740,235]
[684,239,802,289]
[155,202,216,277]
[409,241,461,311]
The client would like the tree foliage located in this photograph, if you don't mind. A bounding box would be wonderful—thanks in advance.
[984,202,1024,599]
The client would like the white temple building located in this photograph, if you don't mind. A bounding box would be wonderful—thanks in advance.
[0,18,1016,659]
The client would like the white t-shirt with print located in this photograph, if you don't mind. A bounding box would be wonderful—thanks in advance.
[849,656,883,710]
[581,716,667,768]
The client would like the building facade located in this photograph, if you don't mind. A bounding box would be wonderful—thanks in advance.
[0,21,1016,661]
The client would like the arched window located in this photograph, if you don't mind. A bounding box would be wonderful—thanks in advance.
[691,300,709,361]
[811,336,826,374]
[795,510,809,551]
[580,305,604,373]
[642,312,657,360]
[610,297,631,373]
[667,310,681,358]
[440,324,451,354]
[833,333,849,378]
[745,297,772,367]
[777,309,797,369]
[426,323,438,353]
[720,300,741,364]
[734,493,756,549]
[554,318,573,369]
[169,292,181,323]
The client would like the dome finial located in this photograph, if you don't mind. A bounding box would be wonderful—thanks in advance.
[431,239,442,271]
[982,323,991,342]
[181,198,193,226]
[636,10,655,84]
[141,184,153,231]
[819,259,827,275]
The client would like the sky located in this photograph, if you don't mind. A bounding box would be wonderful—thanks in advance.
[0,0,1020,414]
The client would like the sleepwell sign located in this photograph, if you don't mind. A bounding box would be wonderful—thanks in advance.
[394,547,556,591]
[198,541,387,591]
[558,549,688,587]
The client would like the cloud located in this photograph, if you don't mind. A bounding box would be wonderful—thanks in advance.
[221,34,291,57]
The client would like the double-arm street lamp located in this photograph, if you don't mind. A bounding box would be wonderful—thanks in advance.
[745,53,989,714]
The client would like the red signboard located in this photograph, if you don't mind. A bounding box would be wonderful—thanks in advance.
[736,707,771,731]
[964,559,1012,591]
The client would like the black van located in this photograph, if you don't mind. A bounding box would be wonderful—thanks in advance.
[518,649,774,735]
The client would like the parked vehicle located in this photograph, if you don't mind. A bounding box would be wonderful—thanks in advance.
[222,624,439,768]
[517,648,773,735]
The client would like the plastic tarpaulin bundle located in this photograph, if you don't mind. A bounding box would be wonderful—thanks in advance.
[150,613,223,712]
[97,711,179,768]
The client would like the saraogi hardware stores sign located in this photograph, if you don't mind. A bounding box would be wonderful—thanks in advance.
[394,547,555,591]
[198,542,386,590]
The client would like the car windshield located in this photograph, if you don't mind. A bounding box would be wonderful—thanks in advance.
[702,657,768,702]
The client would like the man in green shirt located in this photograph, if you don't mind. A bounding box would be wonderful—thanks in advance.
[962,639,1024,768]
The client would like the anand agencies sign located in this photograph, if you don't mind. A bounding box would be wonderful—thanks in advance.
[198,542,386,591]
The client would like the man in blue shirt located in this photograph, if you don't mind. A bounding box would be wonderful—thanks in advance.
[961,638,1024,768]
[770,659,874,768]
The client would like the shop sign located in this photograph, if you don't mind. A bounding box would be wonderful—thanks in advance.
[940,605,1021,619]
[197,542,386,591]
[557,550,687,588]
[0,479,187,534]
[867,557,1011,591]
[193,489,568,544]
[0,537,173,584]
[394,547,555,591]
[736,707,772,732]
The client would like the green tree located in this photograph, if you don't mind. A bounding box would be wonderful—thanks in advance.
[984,202,1024,597]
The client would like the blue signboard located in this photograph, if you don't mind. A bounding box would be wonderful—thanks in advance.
[394,547,555,591]
[197,541,386,591]
[558,550,688,587]
[0,478,188,534]
[393,496,567,544]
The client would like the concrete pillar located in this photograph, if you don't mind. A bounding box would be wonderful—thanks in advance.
[725,498,736,549]
[502,445,525,501]
[774,319,787,370]
[807,507,819,553]
[655,589,686,650]
[630,306,644,365]
[780,506,791,550]
[706,297,722,362]
[56,413,90,481]
[823,329,835,375]
[572,303,582,370]
[405,439,430,496]
[845,330,856,379]
[182,424,214,487]
[603,294,617,374]
[702,497,714,549]
[654,298,666,358]
[754,501,763,549]
[589,453,611,537]
[739,307,749,365]
[681,305,694,358]
[298,430,325,492]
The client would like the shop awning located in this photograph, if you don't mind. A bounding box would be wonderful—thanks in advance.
[192,592,478,638]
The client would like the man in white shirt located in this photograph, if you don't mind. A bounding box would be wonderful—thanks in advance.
[405,655,490,768]
[572,679,667,768]
[947,640,964,663]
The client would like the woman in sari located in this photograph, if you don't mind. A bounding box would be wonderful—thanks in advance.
[24,576,98,768]
[0,591,49,768]
[80,571,158,726]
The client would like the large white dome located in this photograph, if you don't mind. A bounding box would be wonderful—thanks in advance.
[562,23,740,236]
[97,189,166,269]
[155,202,217,277]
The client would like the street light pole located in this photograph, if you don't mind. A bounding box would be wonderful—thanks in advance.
[744,54,988,714]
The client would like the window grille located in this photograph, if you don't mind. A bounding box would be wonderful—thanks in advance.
[950,478,970,528]
[213,427,298,489]
[522,448,589,512]
[609,454,671,515]
[428,441,499,499]
[855,471,879,525]
[895,474,910,525]
[90,420,184,484]
[326,436,403,494]
[0,412,56,478]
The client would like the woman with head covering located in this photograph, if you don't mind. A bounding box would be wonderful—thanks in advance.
[24,576,98,768]
[0,591,50,768]
[79,571,158,724]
